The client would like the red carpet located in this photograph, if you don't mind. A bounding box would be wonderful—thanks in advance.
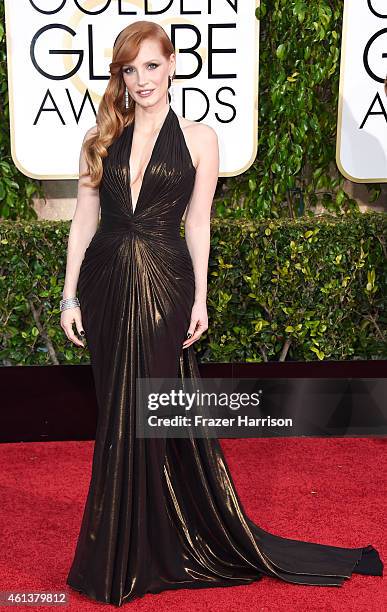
[0,437,385,611]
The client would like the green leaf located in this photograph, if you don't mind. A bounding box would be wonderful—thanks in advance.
[276,44,286,60]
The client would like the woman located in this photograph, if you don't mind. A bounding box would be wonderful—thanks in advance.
[61,21,383,606]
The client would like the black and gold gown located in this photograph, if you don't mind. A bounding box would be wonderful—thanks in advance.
[66,105,383,606]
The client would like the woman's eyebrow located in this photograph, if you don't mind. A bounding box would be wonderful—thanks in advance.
[123,58,160,67]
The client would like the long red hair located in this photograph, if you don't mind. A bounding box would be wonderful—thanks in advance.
[82,21,175,187]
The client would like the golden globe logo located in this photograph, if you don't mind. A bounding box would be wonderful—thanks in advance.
[4,0,260,179]
[337,0,387,182]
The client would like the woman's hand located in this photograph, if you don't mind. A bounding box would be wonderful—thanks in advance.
[60,306,86,348]
[183,300,208,349]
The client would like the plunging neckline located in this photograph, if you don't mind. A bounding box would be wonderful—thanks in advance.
[127,105,172,214]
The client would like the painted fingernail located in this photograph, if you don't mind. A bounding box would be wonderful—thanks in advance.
[186,332,192,338]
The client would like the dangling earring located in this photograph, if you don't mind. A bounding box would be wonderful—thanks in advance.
[167,75,174,104]
[124,87,129,109]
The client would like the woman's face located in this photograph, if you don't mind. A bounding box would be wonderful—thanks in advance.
[121,39,175,108]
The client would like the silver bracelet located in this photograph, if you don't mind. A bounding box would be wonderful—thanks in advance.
[60,296,80,312]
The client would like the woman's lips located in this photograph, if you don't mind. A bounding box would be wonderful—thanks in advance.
[137,89,154,97]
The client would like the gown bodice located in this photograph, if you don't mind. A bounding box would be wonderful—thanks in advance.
[98,106,196,238]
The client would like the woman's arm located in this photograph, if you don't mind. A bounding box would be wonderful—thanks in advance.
[182,124,219,348]
[61,125,100,347]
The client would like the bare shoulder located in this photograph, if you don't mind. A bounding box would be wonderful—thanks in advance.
[177,114,217,140]
[79,124,98,177]
[176,114,218,167]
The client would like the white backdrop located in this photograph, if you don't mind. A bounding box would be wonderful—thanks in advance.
[337,0,387,182]
[4,0,260,180]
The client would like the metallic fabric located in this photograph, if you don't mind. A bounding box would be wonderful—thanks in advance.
[66,106,383,605]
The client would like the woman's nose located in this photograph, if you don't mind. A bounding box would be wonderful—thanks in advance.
[136,71,149,87]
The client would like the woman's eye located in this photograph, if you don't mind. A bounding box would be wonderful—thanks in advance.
[123,63,158,74]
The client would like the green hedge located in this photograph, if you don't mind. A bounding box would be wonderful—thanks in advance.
[1,213,385,365]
